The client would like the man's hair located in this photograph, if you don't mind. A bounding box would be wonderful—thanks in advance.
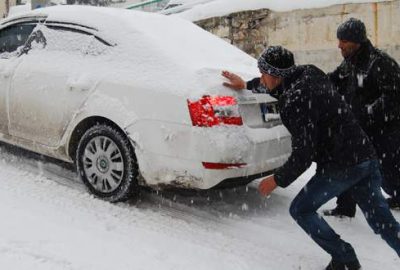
[337,18,367,44]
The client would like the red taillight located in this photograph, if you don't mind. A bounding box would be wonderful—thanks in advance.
[202,162,247,169]
[187,96,243,127]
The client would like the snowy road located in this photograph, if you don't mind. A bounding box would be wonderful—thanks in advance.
[0,143,399,270]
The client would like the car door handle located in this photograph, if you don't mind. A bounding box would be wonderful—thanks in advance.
[0,71,11,78]
[69,85,89,92]
[68,80,91,92]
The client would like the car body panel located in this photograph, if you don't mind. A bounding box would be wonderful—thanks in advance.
[126,121,291,189]
[10,48,96,147]
[0,6,292,190]
[0,57,17,134]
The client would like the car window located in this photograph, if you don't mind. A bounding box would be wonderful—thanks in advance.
[0,23,36,58]
[24,25,110,56]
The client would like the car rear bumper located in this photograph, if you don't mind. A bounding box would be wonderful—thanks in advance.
[212,170,275,189]
[126,121,291,189]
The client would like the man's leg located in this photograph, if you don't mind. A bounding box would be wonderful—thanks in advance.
[290,170,362,263]
[374,130,400,209]
[323,190,357,217]
[382,179,400,209]
[351,160,400,256]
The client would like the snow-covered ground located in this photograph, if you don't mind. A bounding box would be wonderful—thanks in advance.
[0,143,398,270]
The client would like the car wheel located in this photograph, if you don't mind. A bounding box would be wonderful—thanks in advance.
[76,124,139,202]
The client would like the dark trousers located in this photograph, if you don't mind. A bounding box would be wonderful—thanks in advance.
[290,160,400,262]
[336,129,400,212]
[375,130,400,199]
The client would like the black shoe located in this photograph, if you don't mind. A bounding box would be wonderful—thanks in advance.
[325,259,361,270]
[387,197,400,210]
[323,207,356,218]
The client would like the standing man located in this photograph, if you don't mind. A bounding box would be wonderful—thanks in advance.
[324,18,400,218]
[222,46,400,270]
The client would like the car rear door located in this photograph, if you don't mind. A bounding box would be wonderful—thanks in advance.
[8,24,111,147]
[0,21,36,135]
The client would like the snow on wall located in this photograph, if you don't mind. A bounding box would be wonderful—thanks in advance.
[193,0,400,72]
[174,0,390,21]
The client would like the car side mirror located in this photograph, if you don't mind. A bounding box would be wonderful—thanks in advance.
[20,30,47,56]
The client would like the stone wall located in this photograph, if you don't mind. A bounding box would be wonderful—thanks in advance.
[0,0,17,18]
[195,0,400,72]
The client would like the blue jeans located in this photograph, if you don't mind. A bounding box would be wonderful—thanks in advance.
[290,159,400,262]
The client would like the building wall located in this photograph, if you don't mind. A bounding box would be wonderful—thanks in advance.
[0,0,17,18]
[196,0,400,72]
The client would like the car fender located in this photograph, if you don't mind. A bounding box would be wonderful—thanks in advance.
[61,92,139,161]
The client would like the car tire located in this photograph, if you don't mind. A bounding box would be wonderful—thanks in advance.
[76,124,139,202]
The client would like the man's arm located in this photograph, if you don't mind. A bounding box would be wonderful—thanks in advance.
[221,71,246,90]
[273,91,315,188]
[365,57,400,128]
[259,88,315,195]
[246,77,261,91]
[327,68,340,85]
[221,71,265,93]
[328,64,347,95]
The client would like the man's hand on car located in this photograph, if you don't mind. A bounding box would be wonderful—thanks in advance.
[258,175,278,196]
[221,70,246,90]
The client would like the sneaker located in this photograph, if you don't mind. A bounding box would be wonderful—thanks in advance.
[325,259,361,270]
[323,207,356,218]
[387,197,400,210]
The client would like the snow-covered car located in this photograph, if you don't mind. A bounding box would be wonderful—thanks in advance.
[160,0,215,15]
[0,5,291,202]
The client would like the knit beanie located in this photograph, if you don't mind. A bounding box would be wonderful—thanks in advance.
[337,18,367,44]
[257,46,295,78]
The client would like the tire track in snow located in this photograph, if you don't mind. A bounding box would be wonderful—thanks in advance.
[0,143,398,270]
[0,143,297,268]
[0,245,78,270]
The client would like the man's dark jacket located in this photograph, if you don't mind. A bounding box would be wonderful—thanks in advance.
[249,65,376,188]
[329,40,400,136]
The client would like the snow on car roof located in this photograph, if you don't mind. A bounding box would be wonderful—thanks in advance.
[3,5,258,97]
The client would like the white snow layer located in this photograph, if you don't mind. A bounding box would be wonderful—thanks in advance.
[0,150,398,270]
[7,5,258,98]
[7,4,32,17]
[174,0,390,21]
[0,4,399,270]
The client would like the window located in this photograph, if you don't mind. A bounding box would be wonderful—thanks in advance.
[0,23,36,56]
[24,25,111,56]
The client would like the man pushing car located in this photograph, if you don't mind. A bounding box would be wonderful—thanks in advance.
[222,46,400,270]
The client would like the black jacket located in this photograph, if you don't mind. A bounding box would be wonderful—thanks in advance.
[329,40,400,137]
[247,78,263,93]
[248,65,376,188]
